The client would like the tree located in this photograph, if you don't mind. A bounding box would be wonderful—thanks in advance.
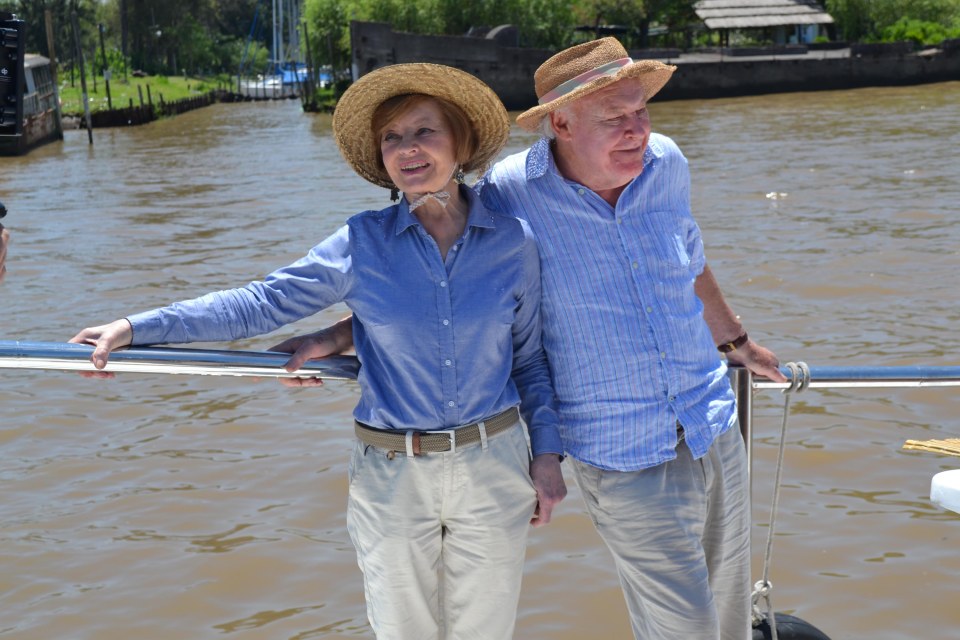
[825,0,960,42]
[303,0,577,68]
[303,0,348,67]
[4,0,94,63]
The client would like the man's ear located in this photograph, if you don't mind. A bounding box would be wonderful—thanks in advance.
[549,110,573,142]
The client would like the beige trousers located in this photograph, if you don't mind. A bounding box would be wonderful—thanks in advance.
[346,423,537,640]
[571,424,752,640]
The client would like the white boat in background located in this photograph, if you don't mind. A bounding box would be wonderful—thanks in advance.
[235,0,320,100]
[0,53,63,156]
[237,73,297,99]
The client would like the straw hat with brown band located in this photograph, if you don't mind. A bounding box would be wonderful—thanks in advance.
[332,63,510,191]
[516,37,677,133]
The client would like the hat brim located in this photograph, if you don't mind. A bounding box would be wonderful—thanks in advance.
[333,64,510,190]
[515,60,676,133]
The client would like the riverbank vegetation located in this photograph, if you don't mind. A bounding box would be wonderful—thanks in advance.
[57,73,229,115]
[2,0,958,109]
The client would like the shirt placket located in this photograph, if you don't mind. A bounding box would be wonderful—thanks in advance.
[423,228,461,426]
[617,199,674,409]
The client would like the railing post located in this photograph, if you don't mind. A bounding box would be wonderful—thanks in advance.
[729,365,754,496]
[729,365,755,581]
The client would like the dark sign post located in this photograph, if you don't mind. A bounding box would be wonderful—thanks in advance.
[0,13,26,138]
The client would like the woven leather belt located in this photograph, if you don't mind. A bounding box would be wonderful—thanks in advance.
[354,406,520,457]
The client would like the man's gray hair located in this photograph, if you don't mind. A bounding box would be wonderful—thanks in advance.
[537,105,576,139]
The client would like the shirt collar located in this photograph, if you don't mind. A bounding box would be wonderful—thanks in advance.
[393,184,495,236]
[525,134,664,183]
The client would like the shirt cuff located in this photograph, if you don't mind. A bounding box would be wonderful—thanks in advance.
[529,423,564,459]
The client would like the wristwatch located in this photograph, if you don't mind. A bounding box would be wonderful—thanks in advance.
[717,332,748,353]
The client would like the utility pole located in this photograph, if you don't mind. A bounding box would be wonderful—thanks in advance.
[44,10,63,132]
[98,23,111,108]
[71,9,92,144]
[120,0,128,81]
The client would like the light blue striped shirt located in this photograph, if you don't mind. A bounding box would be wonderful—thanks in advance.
[476,134,736,471]
[128,186,562,457]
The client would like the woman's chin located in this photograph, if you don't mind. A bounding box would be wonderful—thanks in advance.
[397,180,453,197]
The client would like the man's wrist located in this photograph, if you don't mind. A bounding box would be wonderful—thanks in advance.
[533,452,564,463]
[717,331,749,353]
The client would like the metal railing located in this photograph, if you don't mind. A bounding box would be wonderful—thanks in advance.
[0,340,361,380]
[729,364,960,472]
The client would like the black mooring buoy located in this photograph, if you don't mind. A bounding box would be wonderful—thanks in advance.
[752,613,832,640]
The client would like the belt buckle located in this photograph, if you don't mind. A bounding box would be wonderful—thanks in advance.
[425,428,457,453]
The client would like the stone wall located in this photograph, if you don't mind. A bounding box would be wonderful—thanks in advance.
[350,21,960,107]
[349,21,553,109]
[661,53,959,100]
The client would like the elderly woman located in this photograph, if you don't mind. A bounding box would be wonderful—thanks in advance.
[70,64,565,640]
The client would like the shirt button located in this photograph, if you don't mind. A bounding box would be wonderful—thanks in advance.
[442,319,450,326]
[440,280,447,288]
[445,359,452,366]
[447,401,455,407]
[669,395,676,402]
[646,306,653,313]
[633,261,639,269]
[617,218,623,224]
[660,352,667,359]
[577,188,585,196]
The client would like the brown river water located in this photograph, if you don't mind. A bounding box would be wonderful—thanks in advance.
[1,82,958,639]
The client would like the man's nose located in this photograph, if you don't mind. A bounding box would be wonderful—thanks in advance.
[624,114,648,137]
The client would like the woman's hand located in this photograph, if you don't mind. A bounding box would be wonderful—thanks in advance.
[69,319,134,378]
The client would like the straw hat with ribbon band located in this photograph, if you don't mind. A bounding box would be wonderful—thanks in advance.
[333,63,510,191]
[516,37,677,133]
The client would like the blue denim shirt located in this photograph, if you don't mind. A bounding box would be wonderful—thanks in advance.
[128,186,562,457]
[476,135,737,471]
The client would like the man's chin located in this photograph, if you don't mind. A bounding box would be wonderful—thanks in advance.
[610,159,646,181]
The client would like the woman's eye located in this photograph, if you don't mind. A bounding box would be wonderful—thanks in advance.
[383,132,399,142]
[417,128,433,135]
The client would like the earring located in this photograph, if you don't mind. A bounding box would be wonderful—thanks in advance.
[454,167,465,184]
[390,187,400,202]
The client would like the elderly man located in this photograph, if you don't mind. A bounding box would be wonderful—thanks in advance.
[476,38,787,639]
[275,37,786,639]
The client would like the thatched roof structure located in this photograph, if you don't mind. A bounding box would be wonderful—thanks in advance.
[694,0,834,30]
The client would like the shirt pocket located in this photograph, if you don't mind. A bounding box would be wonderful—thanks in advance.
[648,219,694,276]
